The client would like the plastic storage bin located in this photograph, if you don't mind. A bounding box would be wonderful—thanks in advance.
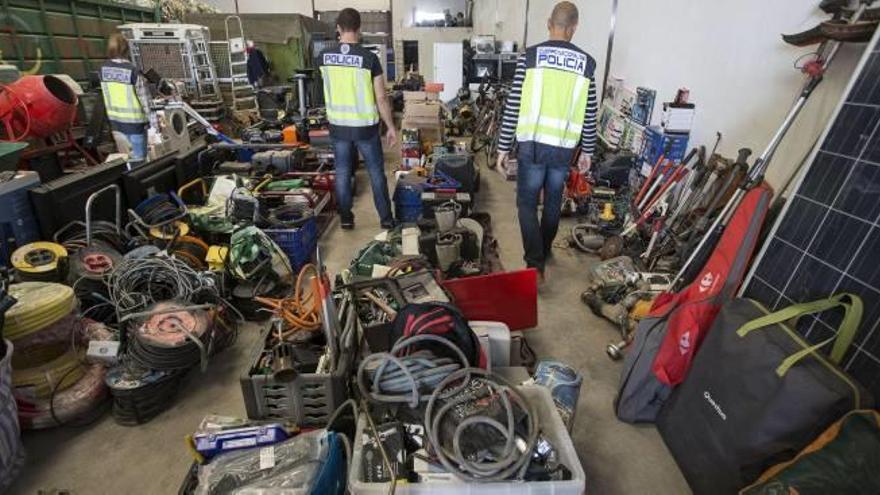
[348,385,586,495]
[264,215,318,272]
[239,322,354,427]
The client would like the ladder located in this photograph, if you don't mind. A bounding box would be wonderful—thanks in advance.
[189,29,222,102]
[225,15,258,113]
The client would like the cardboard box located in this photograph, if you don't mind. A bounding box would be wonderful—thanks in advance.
[403,101,441,119]
[403,91,439,102]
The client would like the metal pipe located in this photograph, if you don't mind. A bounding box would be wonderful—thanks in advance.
[601,0,619,97]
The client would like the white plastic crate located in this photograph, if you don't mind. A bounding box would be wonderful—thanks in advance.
[349,386,586,495]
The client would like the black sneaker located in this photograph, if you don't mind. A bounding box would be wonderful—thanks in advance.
[381,220,396,230]
[341,218,355,230]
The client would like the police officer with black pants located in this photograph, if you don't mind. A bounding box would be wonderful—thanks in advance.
[497,1,599,282]
[318,8,398,230]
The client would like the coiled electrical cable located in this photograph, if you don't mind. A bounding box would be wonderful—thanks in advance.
[54,221,129,254]
[424,368,539,482]
[265,202,313,228]
[254,263,321,339]
[105,366,184,426]
[133,194,186,226]
[107,256,218,317]
[357,334,470,408]
[16,364,107,430]
[11,345,84,398]
[3,282,76,341]
[127,301,211,371]
[169,236,210,271]
[11,242,69,282]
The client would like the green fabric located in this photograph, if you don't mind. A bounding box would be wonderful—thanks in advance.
[737,293,863,371]
[740,411,880,495]
[261,39,307,84]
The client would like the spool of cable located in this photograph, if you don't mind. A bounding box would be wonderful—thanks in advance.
[127,301,211,371]
[105,366,184,426]
[3,282,76,341]
[133,194,185,227]
[54,221,128,254]
[16,363,107,430]
[266,203,313,228]
[11,242,68,282]
[69,245,121,282]
[148,221,189,241]
[170,236,210,271]
[11,346,83,398]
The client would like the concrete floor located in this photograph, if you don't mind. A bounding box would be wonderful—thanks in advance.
[10,148,689,494]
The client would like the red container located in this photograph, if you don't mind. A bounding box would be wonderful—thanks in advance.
[0,75,78,141]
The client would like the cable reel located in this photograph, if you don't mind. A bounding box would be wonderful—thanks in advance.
[11,242,68,282]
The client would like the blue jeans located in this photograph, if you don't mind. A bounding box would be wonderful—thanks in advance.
[333,135,393,224]
[516,153,570,271]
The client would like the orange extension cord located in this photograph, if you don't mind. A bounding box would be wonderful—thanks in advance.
[254,264,322,340]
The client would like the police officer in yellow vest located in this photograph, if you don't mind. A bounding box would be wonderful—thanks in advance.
[319,8,397,230]
[497,1,598,280]
[101,33,152,166]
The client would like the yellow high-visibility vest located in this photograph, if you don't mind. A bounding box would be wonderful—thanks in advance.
[100,61,147,125]
[516,45,590,149]
[320,48,379,128]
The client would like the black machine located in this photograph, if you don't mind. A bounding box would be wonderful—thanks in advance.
[122,152,178,209]
[29,158,128,238]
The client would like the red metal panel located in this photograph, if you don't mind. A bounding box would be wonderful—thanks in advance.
[442,269,538,330]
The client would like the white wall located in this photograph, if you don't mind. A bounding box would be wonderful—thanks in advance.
[202,0,313,15]
[608,0,862,189]
[202,0,390,14]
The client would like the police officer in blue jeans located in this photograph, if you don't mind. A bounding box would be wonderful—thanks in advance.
[319,8,397,230]
[496,1,598,281]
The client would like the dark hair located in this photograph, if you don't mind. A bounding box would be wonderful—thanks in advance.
[337,8,361,32]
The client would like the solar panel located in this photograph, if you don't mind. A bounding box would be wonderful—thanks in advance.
[742,29,880,398]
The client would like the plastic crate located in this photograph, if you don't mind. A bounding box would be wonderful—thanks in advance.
[239,323,354,427]
[264,216,318,272]
[348,385,586,494]
[639,126,689,171]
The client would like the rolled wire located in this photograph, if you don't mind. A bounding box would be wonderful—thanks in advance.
[424,367,539,482]
[254,263,322,341]
[357,334,470,408]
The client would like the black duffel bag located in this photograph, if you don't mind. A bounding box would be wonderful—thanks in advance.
[657,293,872,494]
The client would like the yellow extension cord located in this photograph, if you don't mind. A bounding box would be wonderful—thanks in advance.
[3,282,76,341]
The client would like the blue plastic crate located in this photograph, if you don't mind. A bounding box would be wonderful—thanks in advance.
[264,216,318,272]
[640,126,689,171]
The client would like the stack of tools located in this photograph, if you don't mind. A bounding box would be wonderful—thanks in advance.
[4,282,110,428]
